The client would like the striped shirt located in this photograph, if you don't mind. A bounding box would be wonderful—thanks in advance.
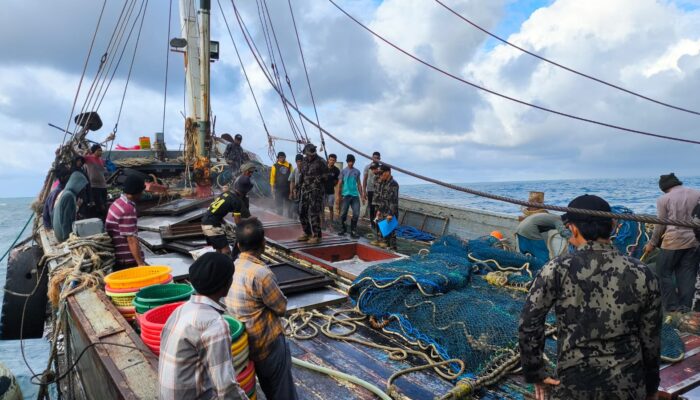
[105,194,142,268]
[159,296,248,400]
[224,253,287,362]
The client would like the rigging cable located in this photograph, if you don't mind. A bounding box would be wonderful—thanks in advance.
[434,0,700,117]
[325,0,700,146]
[287,0,328,156]
[162,0,174,135]
[229,1,700,229]
[217,0,276,161]
[61,0,108,146]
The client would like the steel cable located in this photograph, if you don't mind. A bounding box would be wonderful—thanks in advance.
[229,2,700,229]
[326,0,700,146]
[434,0,700,117]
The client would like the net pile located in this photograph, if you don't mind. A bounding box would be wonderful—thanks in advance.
[610,205,649,259]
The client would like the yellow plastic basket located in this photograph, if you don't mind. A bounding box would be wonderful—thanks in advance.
[108,293,137,307]
[230,331,249,355]
[104,266,172,289]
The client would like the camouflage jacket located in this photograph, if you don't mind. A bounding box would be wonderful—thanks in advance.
[299,155,328,192]
[223,143,248,166]
[519,241,661,397]
[373,178,399,216]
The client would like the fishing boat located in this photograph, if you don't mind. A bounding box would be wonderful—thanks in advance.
[3,1,700,400]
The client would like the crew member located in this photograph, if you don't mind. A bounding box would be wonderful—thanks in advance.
[363,151,381,229]
[84,144,108,219]
[324,154,340,228]
[372,164,399,250]
[223,133,249,177]
[270,152,293,217]
[52,171,89,242]
[288,154,303,219]
[225,219,298,400]
[105,175,146,269]
[159,252,249,400]
[42,164,71,231]
[644,173,700,312]
[519,194,661,400]
[515,212,571,262]
[336,154,364,238]
[297,144,328,244]
[201,175,254,257]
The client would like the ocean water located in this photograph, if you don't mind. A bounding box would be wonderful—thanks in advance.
[1,176,699,396]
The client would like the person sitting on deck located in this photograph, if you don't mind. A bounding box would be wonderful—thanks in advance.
[42,164,71,231]
[105,175,146,270]
[644,173,700,313]
[515,212,571,263]
[52,171,89,242]
[201,174,255,258]
[519,194,661,400]
[159,252,249,400]
[225,219,298,400]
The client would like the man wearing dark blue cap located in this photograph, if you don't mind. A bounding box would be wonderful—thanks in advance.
[519,194,661,400]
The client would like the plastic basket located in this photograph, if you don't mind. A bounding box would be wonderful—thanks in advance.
[135,284,194,305]
[109,293,137,307]
[230,332,248,356]
[223,315,245,341]
[232,346,249,370]
[249,391,256,400]
[141,332,161,349]
[241,374,255,395]
[104,266,172,289]
[236,360,255,388]
[140,302,184,333]
[105,275,172,293]
[140,328,161,343]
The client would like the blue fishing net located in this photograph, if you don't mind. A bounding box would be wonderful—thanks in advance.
[611,205,648,259]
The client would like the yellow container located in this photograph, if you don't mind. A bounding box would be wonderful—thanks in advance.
[104,266,172,289]
[139,136,151,149]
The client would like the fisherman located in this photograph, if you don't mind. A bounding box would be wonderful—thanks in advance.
[644,173,700,312]
[159,252,249,400]
[223,133,249,177]
[201,173,254,257]
[84,144,108,219]
[105,175,146,269]
[71,155,92,219]
[336,154,364,238]
[42,164,71,231]
[297,144,328,244]
[225,219,298,400]
[363,151,381,229]
[515,212,571,263]
[519,194,661,400]
[269,152,293,217]
[288,154,303,219]
[236,162,257,211]
[52,171,89,242]
[372,164,399,250]
[324,154,341,228]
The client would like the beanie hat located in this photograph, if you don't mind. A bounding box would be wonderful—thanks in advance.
[561,194,611,224]
[659,173,682,192]
[123,175,145,195]
[188,252,234,295]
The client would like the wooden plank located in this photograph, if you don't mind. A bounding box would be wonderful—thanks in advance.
[660,333,700,397]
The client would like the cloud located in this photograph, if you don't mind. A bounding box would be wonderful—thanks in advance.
[2,0,700,199]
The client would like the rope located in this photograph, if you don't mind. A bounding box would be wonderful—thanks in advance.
[433,0,700,117]
[291,357,392,400]
[325,0,700,146]
[229,1,700,229]
[287,0,327,156]
[395,225,435,241]
[161,0,174,135]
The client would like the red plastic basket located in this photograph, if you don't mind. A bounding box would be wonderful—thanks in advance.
[140,302,184,333]
[236,360,255,385]
[145,341,160,355]
[140,328,161,343]
[141,332,161,349]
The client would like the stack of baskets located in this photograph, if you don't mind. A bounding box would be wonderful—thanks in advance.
[224,315,256,400]
[104,266,173,321]
[140,301,185,355]
[133,283,194,318]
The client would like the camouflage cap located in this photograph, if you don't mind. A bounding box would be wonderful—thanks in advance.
[240,162,257,173]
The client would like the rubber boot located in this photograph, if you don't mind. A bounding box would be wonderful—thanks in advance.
[297,234,310,242]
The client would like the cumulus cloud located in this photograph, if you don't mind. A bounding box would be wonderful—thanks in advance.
[1,0,700,198]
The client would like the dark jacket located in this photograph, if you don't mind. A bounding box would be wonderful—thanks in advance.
[42,183,64,229]
[52,172,89,242]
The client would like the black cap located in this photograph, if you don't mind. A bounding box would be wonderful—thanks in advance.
[303,143,317,155]
[659,173,682,192]
[277,151,286,158]
[234,175,254,195]
[346,154,355,162]
[234,134,242,140]
[295,154,303,161]
[369,161,381,170]
[188,252,234,295]
[561,194,611,224]
[90,144,102,153]
[123,175,145,195]
[378,164,391,173]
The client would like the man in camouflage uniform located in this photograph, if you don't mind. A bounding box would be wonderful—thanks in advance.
[519,194,661,400]
[223,133,249,176]
[297,144,328,244]
[371,164,399,250]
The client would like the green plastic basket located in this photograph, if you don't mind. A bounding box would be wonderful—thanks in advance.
[135,284,194,305]
[223,315,245,341]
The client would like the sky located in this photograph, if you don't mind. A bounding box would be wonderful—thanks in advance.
[1,0,700,198]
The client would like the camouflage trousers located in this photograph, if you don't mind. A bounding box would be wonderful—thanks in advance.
[548,385,646,400]
[300,188,323,237]
[376,212,397,249]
